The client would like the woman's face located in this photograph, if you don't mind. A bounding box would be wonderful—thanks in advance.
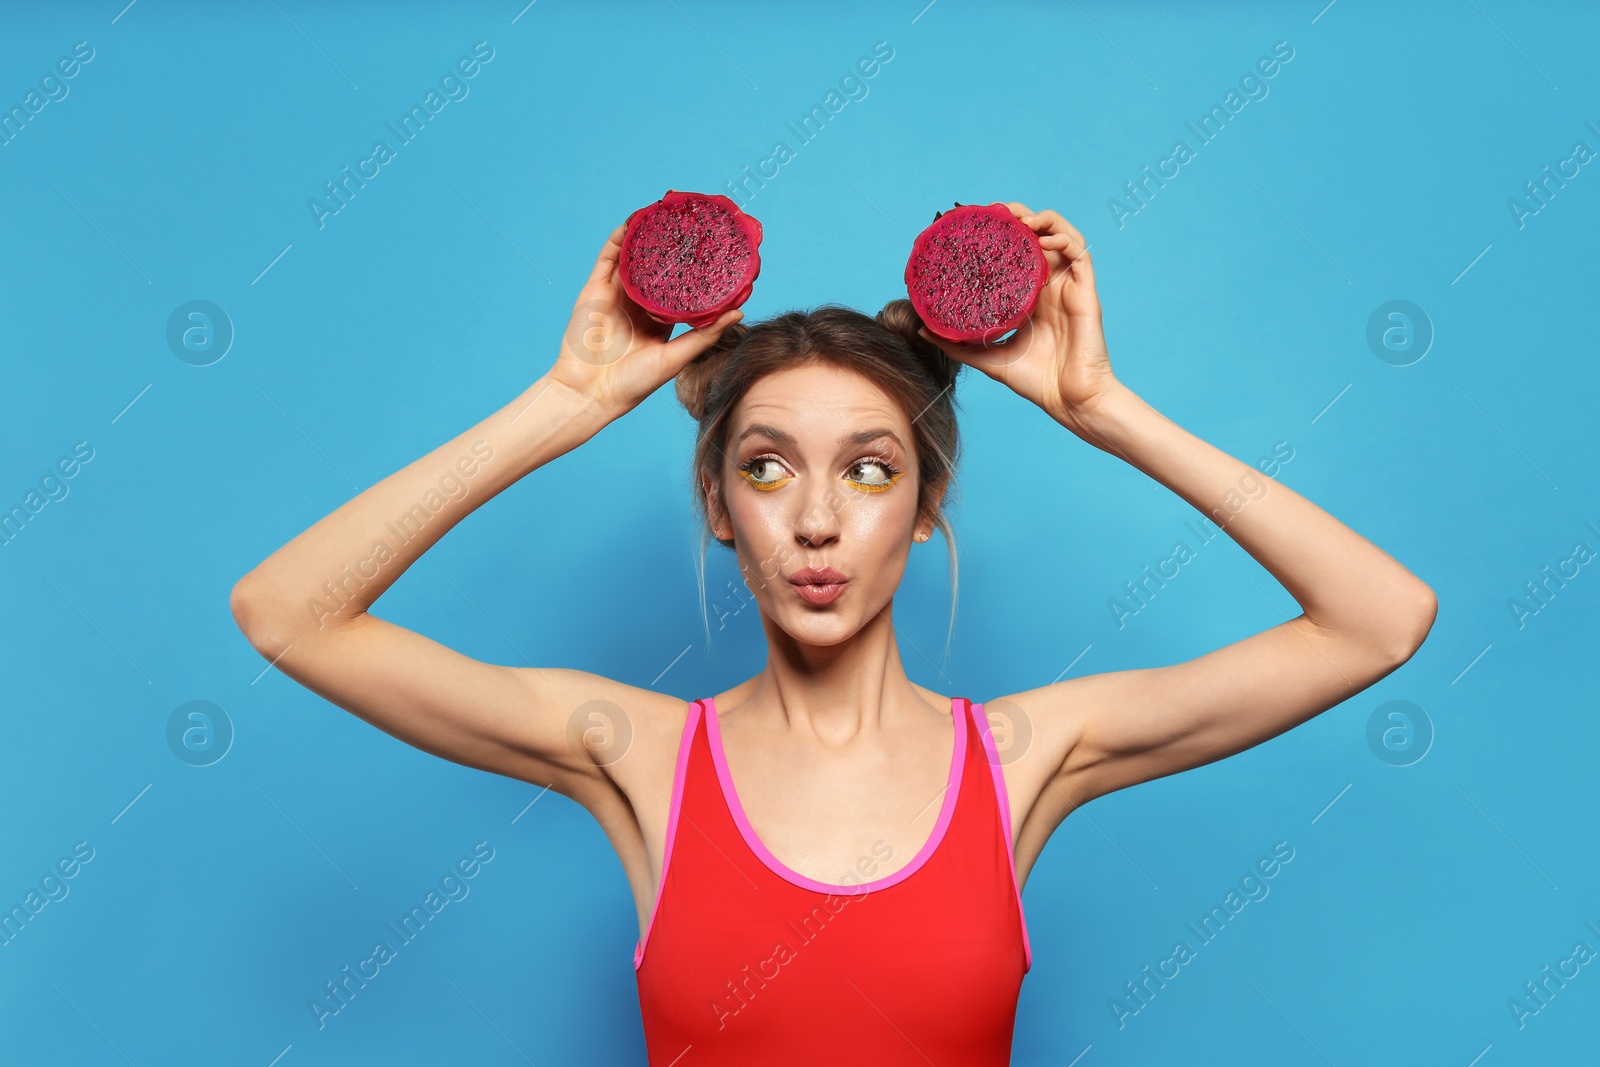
[707,360,939,647]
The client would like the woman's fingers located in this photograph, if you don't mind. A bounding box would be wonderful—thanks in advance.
[1023,209,1086,248]
[586,224,627,288]
[1057,215,1087,248]
[1044,214,1089,260]
[661,308,743,365]
[917,325,1023,375]
[1018,210,1092,288]
[1041,229,1089,263]
[1064,245,1096,294]
[1025,208,1074,236]
[998,205,1090,270]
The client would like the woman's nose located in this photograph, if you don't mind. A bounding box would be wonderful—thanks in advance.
[794,486,843,546]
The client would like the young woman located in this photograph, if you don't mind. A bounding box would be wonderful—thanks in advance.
[231,203,1437,1064]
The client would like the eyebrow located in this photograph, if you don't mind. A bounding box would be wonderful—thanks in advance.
[735,423,906,452]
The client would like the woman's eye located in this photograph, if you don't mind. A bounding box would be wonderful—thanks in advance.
[848,459,900,490]
[739,458,791,487]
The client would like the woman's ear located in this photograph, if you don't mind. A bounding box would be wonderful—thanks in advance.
[703,472,732,542]
[916,476,949,541]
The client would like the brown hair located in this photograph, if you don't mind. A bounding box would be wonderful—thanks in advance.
[674,299,965,656]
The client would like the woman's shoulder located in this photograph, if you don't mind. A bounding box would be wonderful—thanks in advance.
[909,682,957,712]
[697,676,762,720]
[502,670,699,799]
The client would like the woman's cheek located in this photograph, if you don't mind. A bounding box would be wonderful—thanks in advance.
[733,497,792,588]
[847,491,911,543]
[754,543,793,586]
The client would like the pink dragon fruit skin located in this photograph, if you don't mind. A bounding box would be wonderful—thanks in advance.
[618,190,763,329]
[904,202,1049,344]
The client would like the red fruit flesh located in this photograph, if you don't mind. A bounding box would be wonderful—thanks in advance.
[904,203,1049,344]
[618,190,763,328]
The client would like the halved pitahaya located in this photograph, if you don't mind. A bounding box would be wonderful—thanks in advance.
[618,190,763,328]
[904,202,1048,344]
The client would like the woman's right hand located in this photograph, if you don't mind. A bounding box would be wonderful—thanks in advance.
[546,224,743,421]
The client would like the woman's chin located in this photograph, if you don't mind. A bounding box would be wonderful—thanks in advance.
[776,608,862,647]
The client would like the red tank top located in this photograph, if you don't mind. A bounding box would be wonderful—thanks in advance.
[634,695,1032,1064]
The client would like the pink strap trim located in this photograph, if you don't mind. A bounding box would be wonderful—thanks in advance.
[971,700,1034,974]
[633,699,702,972]
[704,694,967,895]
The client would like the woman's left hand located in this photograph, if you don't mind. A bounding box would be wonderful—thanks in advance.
[917,203,1121,442]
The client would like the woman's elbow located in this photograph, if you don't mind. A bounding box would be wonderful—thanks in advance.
[229,576,294,656]
[1384,582,1438,666]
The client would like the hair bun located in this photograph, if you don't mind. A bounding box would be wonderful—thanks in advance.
[876,299,962,394]
[673,320,748,422]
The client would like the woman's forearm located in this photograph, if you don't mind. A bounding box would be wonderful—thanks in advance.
[1072,381,1436,654]
[231,374,610,639]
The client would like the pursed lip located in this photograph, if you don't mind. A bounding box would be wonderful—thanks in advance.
[788,566,848,586]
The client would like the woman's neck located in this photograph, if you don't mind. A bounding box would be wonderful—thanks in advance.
[728,605,943,744]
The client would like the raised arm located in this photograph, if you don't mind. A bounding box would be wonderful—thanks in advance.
[922,204,1437,824]
[228,225,743,800]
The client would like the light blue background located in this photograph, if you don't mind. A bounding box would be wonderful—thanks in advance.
[2,1,1596,1063]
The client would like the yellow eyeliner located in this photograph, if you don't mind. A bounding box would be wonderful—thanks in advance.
[739,468,793,491]
[737,457,903,493]
[848,470,904,493]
